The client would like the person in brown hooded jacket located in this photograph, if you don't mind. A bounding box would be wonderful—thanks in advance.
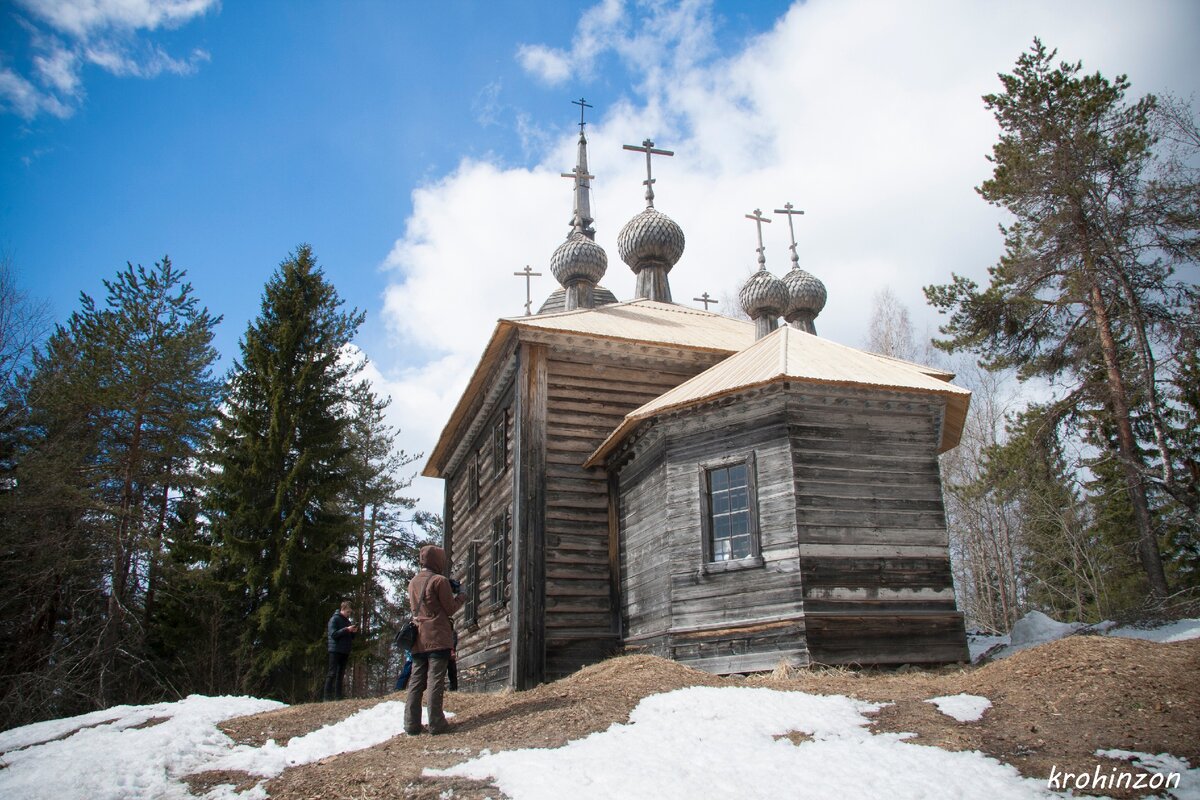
[404,545,466,735]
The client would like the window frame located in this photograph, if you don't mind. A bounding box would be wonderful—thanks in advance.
[466,453,480,510]
[698,452,764,573]
[489,511,509,606]
[464,542,479,626]
[491,410,508,478]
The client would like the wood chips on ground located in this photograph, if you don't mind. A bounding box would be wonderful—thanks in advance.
[193,637,1198,799]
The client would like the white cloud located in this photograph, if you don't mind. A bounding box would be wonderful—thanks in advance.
[4,0,216,120]
[15,0,219,39]
[376,0,1200,516]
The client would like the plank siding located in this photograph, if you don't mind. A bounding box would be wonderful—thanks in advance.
[616,388,811,673]
[540,345,722,680]
[443,373,515,692]
[787,387,967,664]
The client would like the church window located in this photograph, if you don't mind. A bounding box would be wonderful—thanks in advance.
[464,542,479,626]
[490,512,508,605]
[492,412,507,477]
[701,456,760,563]
[467,455,480,510]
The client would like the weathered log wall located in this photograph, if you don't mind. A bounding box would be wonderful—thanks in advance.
[787,386,967,664]
[618,386,810,674]
[538,339,724,681]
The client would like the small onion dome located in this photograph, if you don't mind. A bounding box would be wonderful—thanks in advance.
[739,269,788,319]
[782,267,827,318]
[617,207,685,273]
[550,231,608,286]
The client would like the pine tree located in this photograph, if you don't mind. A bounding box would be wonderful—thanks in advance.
[925,40,1199,603]
[208,245,365,702]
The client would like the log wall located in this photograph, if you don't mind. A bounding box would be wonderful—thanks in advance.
[786,386,967,664]
[618,386,810,674]
[539,339,724,680]
[445,374,515,691]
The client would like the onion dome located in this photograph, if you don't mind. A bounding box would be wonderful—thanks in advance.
[550,230,608,286]
[739,269,788,319]
[617,207,685,274]
[783,267,827,319]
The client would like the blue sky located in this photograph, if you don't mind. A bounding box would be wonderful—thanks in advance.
[3,0,1199,514]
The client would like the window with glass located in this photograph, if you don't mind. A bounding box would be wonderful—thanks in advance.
[492,412,507,477]
[704,460,757,562]
[490,513,508,605]
[467,455,480,510]
[464,542,479,626]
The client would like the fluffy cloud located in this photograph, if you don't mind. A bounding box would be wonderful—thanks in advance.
[377,0,1200,515]
[1,0,216,120]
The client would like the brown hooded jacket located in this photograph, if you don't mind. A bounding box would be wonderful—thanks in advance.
[407,545,466,653]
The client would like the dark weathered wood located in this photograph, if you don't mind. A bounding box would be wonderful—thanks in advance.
[511,343,547,689]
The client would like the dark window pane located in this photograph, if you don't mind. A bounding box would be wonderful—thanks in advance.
[728,463,747,488]
[714,514,731,539]
[730,511,748,536]
[731,536,751,560]
[710,468,728,492]
[729,486,748,511]
[712,491,729,514]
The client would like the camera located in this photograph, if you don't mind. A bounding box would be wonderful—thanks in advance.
[449,577,462,594]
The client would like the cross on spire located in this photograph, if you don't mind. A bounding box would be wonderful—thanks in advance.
[774,202,805,268]
[572,97,593,131]
[513,265,543,316]
[693,292,718,310]
[745,208,772,270]
[622,138,674,208]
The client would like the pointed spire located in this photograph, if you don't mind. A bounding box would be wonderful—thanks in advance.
[560,98,596,239]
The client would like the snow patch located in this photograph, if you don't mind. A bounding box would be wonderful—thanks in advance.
[1097,749,1200,800]
[429,686,1057,799]
[926,694,992,722]
[1108,619,1200,644]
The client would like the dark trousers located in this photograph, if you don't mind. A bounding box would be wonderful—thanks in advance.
[404,649,451,733]
[323,651,349,701]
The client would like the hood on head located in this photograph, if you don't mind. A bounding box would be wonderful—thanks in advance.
[419,545,447,574]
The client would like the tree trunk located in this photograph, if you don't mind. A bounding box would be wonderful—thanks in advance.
[1086,279,1170,602]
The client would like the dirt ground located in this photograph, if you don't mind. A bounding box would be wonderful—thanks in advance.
[192,636,1199,799]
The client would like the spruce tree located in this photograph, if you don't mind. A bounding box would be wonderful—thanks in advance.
[208,245,365,701]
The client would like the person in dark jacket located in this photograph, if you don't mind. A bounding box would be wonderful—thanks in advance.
[323,601,358,701]
[404,545,466,734]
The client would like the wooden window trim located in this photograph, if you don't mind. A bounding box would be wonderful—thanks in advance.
[698,451,764,574]
[467,454,480,511]
[492,410,508,478]
[489,511,508,607]
[464,542,479,626]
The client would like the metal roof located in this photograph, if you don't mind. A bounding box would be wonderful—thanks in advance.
[585,324,971,467]
[511,298,755,351]
[422,300,755,478]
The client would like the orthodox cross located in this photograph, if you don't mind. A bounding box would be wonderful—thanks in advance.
[693,292,718,310]
[745,208,772,269]
[572,97,593,131]
[513,265,543,316]
[774,202,805,268]
[622,138,674,208]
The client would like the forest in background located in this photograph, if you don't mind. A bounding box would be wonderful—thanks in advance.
[0,40,1196,732]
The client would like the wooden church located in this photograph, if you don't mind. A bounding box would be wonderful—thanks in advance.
[422,114,972,691]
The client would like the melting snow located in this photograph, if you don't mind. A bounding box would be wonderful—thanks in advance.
[926,693,992,722]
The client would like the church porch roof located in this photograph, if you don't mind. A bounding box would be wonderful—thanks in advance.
[584,324,971,468]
